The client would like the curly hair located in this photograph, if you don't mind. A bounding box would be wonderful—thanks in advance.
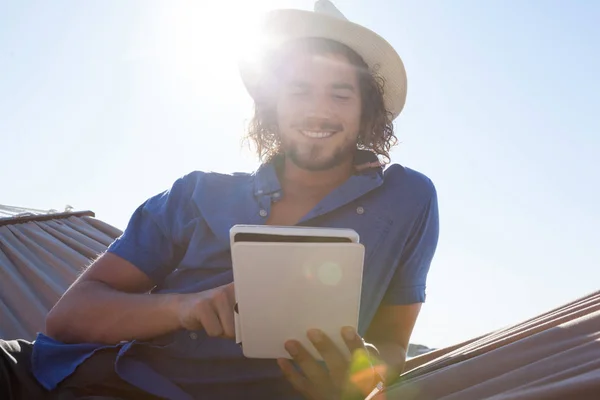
[244,38,398,165]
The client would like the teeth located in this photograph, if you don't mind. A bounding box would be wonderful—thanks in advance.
[300,130,334,138]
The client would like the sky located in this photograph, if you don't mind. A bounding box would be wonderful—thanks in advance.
[1,0,599,349]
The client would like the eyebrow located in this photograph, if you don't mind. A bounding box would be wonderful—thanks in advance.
[287,80,356,91]
[289,80,356,93]
[288,80,310,89]
[331,83,356,92]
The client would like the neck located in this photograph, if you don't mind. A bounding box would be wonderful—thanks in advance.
[280,157,354,194]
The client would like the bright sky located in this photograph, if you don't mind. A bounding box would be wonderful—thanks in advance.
[1,0,599,349]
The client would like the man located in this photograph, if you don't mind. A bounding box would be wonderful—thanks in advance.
[0,1,439,399]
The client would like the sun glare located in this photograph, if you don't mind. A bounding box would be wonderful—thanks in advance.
[159,1,272,96]
[149,0,282,170]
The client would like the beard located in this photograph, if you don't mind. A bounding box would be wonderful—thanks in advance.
[282,137,357,172]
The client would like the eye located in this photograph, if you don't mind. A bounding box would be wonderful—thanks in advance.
[333,94,351,101]
[288,89,308,97]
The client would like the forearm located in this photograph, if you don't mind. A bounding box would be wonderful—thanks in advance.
[46,280,183,345]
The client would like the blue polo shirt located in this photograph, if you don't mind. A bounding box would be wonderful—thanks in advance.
[31,151,439,399]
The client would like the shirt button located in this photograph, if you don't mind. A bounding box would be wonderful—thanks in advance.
[273,192,281,198]
[259,209,268,217]
[356,206,365,215]
[189,332,198,340]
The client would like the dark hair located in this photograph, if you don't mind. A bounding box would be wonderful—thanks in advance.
[244,38,397,164]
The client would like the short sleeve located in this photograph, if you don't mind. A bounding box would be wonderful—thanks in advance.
[106,173,197,285]
[382,182,439,305]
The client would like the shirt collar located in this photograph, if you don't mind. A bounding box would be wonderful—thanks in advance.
[252,150,384,198]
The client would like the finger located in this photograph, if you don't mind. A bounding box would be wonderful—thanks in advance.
[307,329,348,386]
[223,282,235,299]
[277,358,319,399]
[196,301,223,337]
[340,327,381,395]
[284,340,331,390]
[212,289,235,338]
[341,326,365,353]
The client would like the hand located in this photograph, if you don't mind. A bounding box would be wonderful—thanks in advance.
[277,327,385,400]
[177,283,236,338]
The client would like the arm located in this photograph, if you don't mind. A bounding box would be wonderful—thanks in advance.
[46,173,236,345]
[45,252,183,344]
[364,303,422,378]
[46,252,236,345]
[366,179,439,379]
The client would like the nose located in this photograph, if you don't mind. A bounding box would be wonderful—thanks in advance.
[305,89,333,118]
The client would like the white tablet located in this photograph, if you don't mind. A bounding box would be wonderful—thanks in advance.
[230,225,364,361]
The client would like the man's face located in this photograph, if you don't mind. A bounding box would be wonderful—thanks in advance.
[274,51,362,171]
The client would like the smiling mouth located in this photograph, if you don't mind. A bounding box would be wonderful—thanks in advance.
[299,130,337,139]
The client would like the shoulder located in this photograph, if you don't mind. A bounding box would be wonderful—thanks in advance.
[382,163,437,202]
[182,169,254,184]
[149,170,255,238]
[378,164,440,250]
[177,170,254,194]
[174,169,256,218]
[148,169,254,216]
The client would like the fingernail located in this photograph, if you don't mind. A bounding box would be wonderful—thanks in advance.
[342,326,356,341]
[308,329,323,343]
[285,341,299,356]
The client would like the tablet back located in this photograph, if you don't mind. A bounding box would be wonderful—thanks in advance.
[231,241,365,360]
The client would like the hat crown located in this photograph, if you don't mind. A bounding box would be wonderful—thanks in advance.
[314,0,348,21]
[240,1,408,120]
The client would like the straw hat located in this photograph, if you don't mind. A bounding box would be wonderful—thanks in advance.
[239,0,408,120]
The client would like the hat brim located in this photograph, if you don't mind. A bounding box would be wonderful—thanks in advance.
[238,9,407,120]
